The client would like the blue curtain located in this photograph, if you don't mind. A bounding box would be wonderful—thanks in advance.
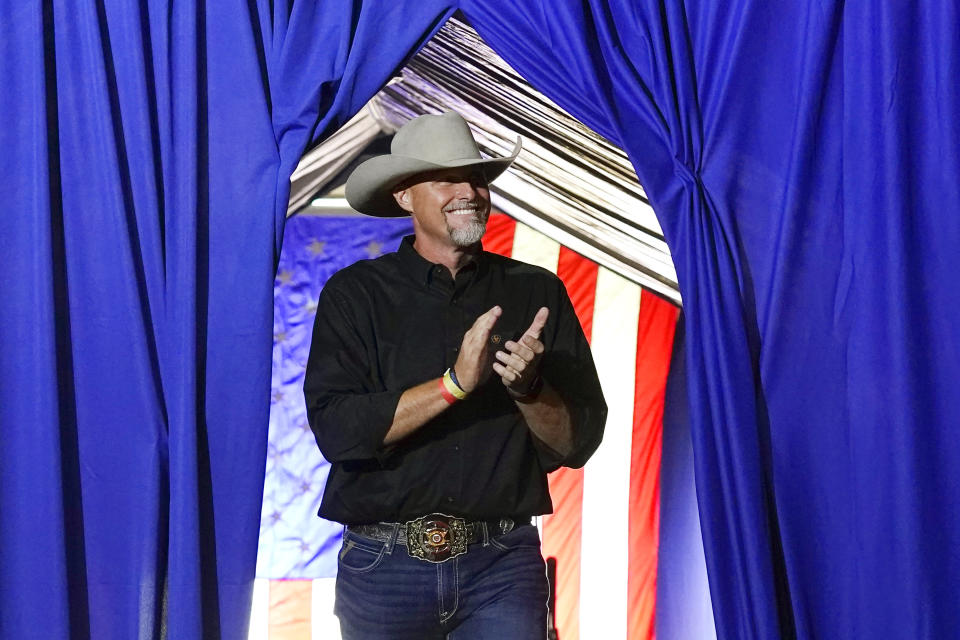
[656,318,715,640]
[461,0,960,638]
[0,2,452,637]
[4,1,959,638]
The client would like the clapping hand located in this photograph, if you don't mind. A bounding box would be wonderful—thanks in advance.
[493,307,548,395]
[452,305,502,392]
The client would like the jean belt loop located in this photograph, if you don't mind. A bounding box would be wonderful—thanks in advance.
[480,521,490,547]
[385,522,400,554]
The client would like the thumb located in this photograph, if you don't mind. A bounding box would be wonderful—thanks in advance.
[523,307,549,340]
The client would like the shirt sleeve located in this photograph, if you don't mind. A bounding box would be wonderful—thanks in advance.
[303,279,403,464]
[536,279,607,470]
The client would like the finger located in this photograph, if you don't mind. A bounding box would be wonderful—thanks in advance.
[466,306,501,347]
[492,362,519,383]
[504,340,535,362]
[473,305,502,329]
[495,350,527,373]
[518,335,545,355]
[522,307,549,340]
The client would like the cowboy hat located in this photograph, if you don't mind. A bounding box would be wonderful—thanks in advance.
[344,111,521,217]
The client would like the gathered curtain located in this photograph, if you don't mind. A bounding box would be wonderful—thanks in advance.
[0,1,454,637]
[462,1,960,638]
[2,1,958,638]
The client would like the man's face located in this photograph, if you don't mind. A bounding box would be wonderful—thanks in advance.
[393,167,491,248]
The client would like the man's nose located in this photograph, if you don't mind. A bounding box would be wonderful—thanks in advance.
[453,180,477,200]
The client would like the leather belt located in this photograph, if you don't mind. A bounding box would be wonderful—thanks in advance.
[347,513,531,563]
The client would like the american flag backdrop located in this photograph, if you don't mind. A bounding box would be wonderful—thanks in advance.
[251,212,679,640]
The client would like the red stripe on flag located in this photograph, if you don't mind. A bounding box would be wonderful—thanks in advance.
[627,291,680,640]
[557,247,598,343]
[268,579,313,639]
[481,211,516,256]
[542,247,599,640]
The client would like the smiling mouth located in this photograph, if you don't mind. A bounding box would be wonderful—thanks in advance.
[445,206,479,216]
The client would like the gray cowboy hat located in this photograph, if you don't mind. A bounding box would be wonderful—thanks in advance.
[345,111,521,217]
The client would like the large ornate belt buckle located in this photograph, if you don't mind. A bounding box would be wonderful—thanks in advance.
[406,513,468,563]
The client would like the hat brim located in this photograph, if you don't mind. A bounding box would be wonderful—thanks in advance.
[344,137,521,217]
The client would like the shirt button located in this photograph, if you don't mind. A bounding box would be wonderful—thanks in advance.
[446,496,454,503]
[453,445,460,452]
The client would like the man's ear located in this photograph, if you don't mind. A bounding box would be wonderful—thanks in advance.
[392,187,414,213]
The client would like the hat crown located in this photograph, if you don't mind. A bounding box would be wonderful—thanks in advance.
[344,110,520,216]
[391,112,482,164]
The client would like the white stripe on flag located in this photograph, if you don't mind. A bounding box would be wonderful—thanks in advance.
[312,578,341,640]
[247,578,270,640]
[579,268,641,639]
[509,222,561,273]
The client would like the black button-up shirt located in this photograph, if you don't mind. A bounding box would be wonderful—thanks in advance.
[304,236,606,525]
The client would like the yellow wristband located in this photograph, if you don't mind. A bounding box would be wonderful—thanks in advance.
[442,368,469,400]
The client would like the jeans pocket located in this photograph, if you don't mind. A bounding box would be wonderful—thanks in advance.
[338,535,388,573]
[489,525,540,552]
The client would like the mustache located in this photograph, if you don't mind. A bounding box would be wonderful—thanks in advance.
[442,199,488,214]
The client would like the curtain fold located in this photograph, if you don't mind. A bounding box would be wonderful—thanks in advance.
[0,1,454,637]
[461,2,786,636]
[462,0,960,638]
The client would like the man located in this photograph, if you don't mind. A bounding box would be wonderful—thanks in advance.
[304,111,606,639]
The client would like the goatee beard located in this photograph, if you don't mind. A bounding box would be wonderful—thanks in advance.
[448,218,487,247]
[444,201,488,247]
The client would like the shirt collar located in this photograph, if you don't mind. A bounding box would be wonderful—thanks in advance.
[397,235,435,285]
[396,235,487,285]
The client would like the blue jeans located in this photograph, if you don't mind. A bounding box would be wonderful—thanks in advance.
[334,523,548,639]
